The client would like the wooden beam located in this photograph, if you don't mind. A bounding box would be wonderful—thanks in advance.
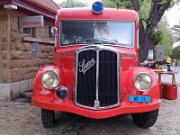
[11,0,56,19]
[22,37,55,44]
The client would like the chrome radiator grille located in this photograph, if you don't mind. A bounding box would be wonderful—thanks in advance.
[75,46,120,110]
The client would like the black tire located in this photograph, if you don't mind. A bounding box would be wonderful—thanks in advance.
[41,108,55,128]
[131,109,159,128]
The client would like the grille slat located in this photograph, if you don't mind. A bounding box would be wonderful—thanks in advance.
[75,47,119,109]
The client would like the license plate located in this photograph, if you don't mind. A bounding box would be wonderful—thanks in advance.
[129,96,150,103]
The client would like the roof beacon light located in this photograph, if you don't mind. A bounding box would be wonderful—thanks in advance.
[92,1,103,14]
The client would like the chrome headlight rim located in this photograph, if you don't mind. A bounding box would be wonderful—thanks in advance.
[134,72,153,92]
[42,70,60,90]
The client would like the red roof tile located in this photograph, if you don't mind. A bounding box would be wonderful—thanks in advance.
[26,0,60,13]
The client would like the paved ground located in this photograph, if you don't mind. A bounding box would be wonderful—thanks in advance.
[0,67,179,135]
[1,93,180,135]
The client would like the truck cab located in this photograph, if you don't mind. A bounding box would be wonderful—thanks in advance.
[32,2,160,128]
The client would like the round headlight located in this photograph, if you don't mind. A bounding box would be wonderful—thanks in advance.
[42,71,60,89]
[134,73,152,91]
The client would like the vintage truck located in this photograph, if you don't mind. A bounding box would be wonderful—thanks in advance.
[32,2,161,128]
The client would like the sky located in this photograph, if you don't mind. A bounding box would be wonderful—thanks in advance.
[53,0,97,7]
[165,3,180,47]
[165,3,180,27]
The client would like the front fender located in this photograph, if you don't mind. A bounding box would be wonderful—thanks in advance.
[125,67,160,101]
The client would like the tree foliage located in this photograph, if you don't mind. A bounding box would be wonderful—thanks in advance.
[59,0,87,8]
[103,0,174,62]
[154,20,174,59]
[158,19,173,56]
[152,30,163,45]
[171,45,180,60]
[171,22,180,43]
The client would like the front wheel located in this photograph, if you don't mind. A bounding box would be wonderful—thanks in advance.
[131,109,159,128]
[41,109,55,128]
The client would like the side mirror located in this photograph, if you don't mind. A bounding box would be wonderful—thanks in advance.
[51,26,57,36]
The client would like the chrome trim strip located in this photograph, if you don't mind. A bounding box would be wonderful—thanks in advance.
[95,49,100,109]
[74,45,120,110]
[74,51,78,105]
[117,49,120,109]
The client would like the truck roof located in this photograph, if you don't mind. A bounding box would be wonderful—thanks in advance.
[57,8,138,21]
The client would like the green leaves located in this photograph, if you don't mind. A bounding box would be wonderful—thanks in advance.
[102,0,130,9]
[152,30,163,45]
[59,0,87,8]
[171,45,180,60]
[172,23,180,43]
[157,21,173,56]
[138,0,151,21]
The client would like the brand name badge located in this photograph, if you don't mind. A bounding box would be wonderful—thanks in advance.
[79,58,96,74]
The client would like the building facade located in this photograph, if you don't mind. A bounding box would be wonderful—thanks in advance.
[0,0,59,100]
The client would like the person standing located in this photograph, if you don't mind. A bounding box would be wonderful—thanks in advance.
[166,55,172,71]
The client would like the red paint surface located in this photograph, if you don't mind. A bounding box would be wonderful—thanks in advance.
[32,8,161,119]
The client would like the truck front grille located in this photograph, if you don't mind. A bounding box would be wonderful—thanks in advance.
[75,46,120,110]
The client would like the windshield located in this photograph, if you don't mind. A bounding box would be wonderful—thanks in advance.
[60,21,134,48]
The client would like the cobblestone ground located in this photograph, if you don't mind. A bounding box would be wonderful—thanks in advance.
[0,87,179,135]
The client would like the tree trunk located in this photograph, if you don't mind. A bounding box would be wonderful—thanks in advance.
[105,0,172,62]
[138,0,171,62]
[139,25,156,62]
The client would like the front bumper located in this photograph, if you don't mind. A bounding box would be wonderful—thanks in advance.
[32,96,160,119]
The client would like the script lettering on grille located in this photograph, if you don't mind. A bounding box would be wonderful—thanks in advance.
[79,58,96,74]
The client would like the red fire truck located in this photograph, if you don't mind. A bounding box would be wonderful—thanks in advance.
[32,2,161,128]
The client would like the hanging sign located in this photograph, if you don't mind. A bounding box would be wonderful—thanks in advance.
[19,15,44,28]
[148,49,154,60]
[157,45,165,61]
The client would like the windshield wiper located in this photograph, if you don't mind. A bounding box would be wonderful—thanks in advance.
[93,38,132,47]
[84,38,116,45]
[93,38,118,45]
[62,42,86,46]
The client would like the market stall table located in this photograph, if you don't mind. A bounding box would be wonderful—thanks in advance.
[153,70,177,84]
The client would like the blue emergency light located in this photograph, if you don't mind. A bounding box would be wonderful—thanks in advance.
[92,1,103,14]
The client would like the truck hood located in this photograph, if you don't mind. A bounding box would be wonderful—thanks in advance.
[54,45,138,72]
